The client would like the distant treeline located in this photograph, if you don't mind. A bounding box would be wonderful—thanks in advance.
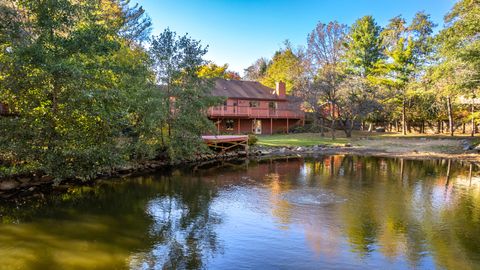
[244,0,479,138]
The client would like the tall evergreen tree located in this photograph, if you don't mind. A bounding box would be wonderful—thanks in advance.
[435,0,480,136]
[118,0,152,44]
[344,16,384,79]
[373,13,435,135]
[342,16,384,134]
[150,29,221,159]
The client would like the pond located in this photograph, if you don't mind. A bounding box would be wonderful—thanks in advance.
[1,155,480,269]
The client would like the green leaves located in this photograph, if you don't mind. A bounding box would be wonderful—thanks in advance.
[344,16,384,78]
[260,44,305,95]
[0,0,157,180]
[149,28,221,160]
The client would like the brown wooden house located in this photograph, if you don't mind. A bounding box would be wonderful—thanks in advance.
[207,79,304,134]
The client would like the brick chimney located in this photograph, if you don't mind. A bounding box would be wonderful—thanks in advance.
[275,81,286,98]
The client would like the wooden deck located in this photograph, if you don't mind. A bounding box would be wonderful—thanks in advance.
[202,135,249,154]
[208,106,304,119]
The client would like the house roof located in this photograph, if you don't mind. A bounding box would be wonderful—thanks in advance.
[211,79,284,100]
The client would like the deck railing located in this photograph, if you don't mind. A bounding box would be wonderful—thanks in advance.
[208,105,304,119]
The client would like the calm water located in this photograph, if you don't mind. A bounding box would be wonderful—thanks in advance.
[1,155,480,270]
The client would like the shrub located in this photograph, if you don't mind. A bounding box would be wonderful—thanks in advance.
[248,134,258,146]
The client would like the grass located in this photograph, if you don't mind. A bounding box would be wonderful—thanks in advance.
[257,133,349,147]
[256,131,479,148]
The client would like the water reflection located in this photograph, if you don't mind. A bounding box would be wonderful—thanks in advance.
[1,156,480,269]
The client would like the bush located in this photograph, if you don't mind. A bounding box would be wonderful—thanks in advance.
[248,134,258,146]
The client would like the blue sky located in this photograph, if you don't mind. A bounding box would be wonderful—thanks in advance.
[137,0,456,75]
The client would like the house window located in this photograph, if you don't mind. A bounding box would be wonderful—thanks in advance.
[249,101,259,108]
[225,119,234,130]
[223,100,228,110]
[269,101,277,109]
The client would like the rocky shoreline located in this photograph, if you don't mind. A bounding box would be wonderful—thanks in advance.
[1,143,479,200]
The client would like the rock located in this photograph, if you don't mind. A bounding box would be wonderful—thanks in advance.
[344,143,352,147]
[40,175,54,182]
[295,147,304,152]
[375,127,386,132]
[17,177,31,184]
[474,144,480,152]
[460,140,473,151]
[0,180,19,191]
[279,148,286,153]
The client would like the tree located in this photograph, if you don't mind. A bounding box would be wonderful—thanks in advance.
[118,0,152,44]
[0,0,158,180]
[377,16,415,135]
[225,70,241,80]
[149,29,222,159]
[197,62,240,80]
[261,42,305,94]
[342,16,384,135]
[374,13,435,135]
[435,0,480,136]
[345,16,384,79]
[244,57,269,81]
[304,21,348,139]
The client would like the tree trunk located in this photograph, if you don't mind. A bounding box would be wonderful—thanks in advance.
[447,95,454,136]
[320,117,325,137]
[343,119,352,138]
[349,119,355,136]
[402,97,407,135]
[331,114,336,140]
[331,119,336,140]
[471,97,475,137]
[368,123,373,132]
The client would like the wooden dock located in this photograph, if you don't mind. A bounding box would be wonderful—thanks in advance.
[202,135,249,154]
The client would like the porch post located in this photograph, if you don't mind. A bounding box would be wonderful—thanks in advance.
[217,119,220,134]
[287,118,289,134]
[237,119,240,134]
[270,118,273,135]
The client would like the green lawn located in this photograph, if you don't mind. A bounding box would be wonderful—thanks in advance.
[257,133,349,147]
[256,131,479,147]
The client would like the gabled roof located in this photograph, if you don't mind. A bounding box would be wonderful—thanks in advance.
[211,79,285,100]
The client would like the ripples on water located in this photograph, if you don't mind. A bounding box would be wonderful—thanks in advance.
[1,156,480,270]
[281,189,347,206]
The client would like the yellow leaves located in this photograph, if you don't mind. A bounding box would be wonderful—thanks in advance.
[197,63,228,79]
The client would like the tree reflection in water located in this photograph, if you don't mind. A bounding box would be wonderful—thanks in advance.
[0,172,223,270]
[129,174,222,269]
[1,156,480,270]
